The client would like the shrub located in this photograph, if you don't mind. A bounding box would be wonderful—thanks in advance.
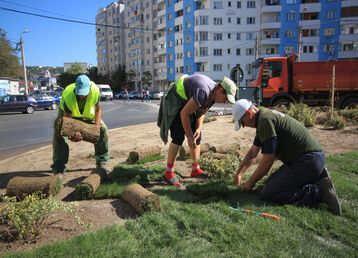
[339,108,358,125]
[0,193,80,241]
[199,153,240,180]
[282,103,316,127]
[324,112,346,129]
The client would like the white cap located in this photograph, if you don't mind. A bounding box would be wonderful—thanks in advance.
[232,99,252,130]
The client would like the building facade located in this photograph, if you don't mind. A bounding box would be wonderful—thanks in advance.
[96,1,126,76]
[96,0,358,89]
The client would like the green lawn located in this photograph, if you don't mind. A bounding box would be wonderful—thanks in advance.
[4,152,358,258]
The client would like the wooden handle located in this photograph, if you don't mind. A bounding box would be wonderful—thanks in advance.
[259,213,281,221]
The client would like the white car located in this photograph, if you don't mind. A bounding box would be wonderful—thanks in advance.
[151,91,164,99]
[98,84,113,101]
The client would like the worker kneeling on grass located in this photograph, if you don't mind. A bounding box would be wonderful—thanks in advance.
[157,74,237,187]
[51,74,109,175]
[232,99,342,215]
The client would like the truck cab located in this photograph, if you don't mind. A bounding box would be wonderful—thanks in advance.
[97,84,113,101]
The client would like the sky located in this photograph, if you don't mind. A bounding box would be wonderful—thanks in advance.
[0,0,116,67]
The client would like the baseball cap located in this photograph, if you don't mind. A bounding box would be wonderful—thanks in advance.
[232,99,252,130]
[220,77,237,104]
[75,75,91,96]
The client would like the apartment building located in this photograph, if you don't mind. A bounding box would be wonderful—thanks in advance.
[96,1,126,76]
[263,0,358,61]
[96,0,358,89]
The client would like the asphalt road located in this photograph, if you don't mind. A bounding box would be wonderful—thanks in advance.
[0,100,159,160]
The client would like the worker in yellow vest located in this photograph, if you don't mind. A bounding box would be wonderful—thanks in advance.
[51,74,109,175]
[157,74,237,187]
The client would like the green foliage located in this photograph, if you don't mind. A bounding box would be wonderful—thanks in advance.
[325,112,346,129]
[87,66,110,85]
[141,71,152,87]
[66,63,86,75]
[110,65,128,93]
[339,108,358,125]
[0,28,22,78]
[282,103,316,127]
[56,72,77,88]
[199,153,240,180]
[0,193,78,241]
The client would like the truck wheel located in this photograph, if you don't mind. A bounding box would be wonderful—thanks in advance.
[272,98,292,108]
[26,106,34,114]
[342,97,358,109]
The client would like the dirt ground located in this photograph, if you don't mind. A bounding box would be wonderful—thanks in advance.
[1,116,358,254]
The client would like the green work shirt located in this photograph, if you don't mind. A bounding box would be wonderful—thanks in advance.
[255,107,322,164]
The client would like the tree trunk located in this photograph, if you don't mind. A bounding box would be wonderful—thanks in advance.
[60,116,100,144]
[127,146,162,163]
[121,183,160,215]
[74,171,102,200]
[6,176,61,200]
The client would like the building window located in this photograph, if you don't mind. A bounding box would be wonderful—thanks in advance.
[327,10,336,19]
[197,16,209,25]
[324,28,335,37]
[284,46,295,55]
[227,48,231,54]
[186,35,191,43]
[303,45,316,53]
[213,49,223,56]
[236,48,241,55]
[196,31,209,41]
[200,47,209,56]
[236,32,241,40]
[228,33,232,39]
[228,1,232,7]
[246,48,254,55]
[341,42,358,51]
[287,12,296,21]
[302,29,318,37]
[187,64,191,73]
[247,17,256,24]
[323,44,335,54]
[285,30,294,38]
[213,1,223,9]
[237,1,241,8]
[186,6,191,13]
[237,17,241,24]
[266,48,276,54]
[228,17,232,23]
[213,64,223,71]
[214,33,223,40]
[187,50,192,58]
[247,1,255,8]
[246,32,254,40]
[214,17,223,25]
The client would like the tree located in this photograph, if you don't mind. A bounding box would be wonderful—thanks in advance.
[110,65,128,93]
[66,63,85,75]
[57,72,77,88]
[87,66,110,85]
[0,28,22,78]
[141,71,152,88]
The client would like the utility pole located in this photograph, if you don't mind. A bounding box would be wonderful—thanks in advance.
[20,30,29,95]
[297,27,302,61]
[330,64,336,118]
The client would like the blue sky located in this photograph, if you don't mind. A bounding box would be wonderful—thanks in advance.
[0,0,115,67]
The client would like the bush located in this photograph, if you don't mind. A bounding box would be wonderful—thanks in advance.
[324,112,346,129]
[339,108,358,125]
[0,193,80,241]
[281,103,316,127]
[199,153,240,180]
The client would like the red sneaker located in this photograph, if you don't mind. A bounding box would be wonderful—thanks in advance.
[163,173,181,187]
[191,168,209,178]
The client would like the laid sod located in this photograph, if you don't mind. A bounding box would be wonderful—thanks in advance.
[4,152,358,257]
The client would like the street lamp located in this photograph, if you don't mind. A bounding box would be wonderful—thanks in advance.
[20,29,29,95]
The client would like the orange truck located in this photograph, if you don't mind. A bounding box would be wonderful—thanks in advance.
[250,56,358,109]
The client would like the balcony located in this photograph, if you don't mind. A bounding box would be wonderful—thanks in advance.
[261,20,280,29]
[338,50,358,59]
[157,20,166,30]
[340,33,358,41]
[174,1,184,12]
[261,38,280,45]
[342,0,358,8]
[262,3,281,13]
[157,9,165,18]
[175,16,184,26]
[300,3,321,13]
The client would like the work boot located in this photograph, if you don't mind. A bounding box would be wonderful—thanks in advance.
[317,168,342,216]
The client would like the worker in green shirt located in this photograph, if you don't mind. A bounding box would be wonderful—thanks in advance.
[51,75,109,175]
[232,99,341,215]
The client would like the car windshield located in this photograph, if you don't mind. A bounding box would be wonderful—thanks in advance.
[101,88,111,92]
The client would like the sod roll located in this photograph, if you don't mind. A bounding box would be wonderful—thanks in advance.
[60,116,100,144]
[210,143,240,155]
[127,146,162,163]
[6,175,61,199]
[121,183,160,214]
[74,172,101,200]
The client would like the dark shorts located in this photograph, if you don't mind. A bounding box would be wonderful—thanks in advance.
[170,112,201,146]
[260,151,325,204]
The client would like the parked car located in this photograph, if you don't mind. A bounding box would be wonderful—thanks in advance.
[151,91,164,100]
[114,91,127,99]
[44,91,62,104]
[0,95,38,114]
[98,84,113,101]
[30,93,58,110]
[128,91,141,99]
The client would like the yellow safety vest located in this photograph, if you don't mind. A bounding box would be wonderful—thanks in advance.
[175,74,189,100]
[60,82,99,120]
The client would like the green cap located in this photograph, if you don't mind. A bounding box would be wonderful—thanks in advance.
[220,77,237,104]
